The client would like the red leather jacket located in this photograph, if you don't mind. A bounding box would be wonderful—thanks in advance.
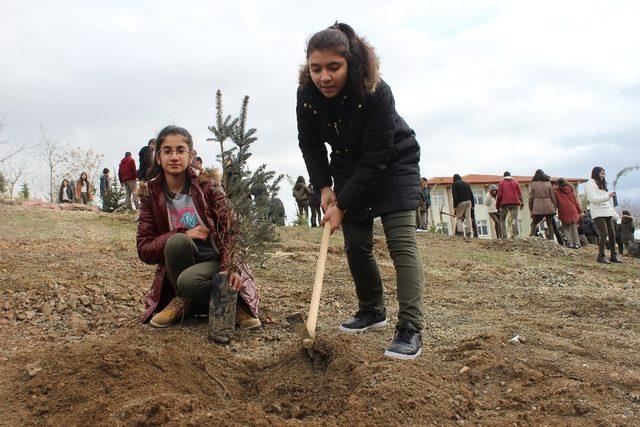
[136,168,259,322]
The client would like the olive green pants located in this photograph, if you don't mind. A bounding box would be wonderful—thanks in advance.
[164,233,221,305]
[342,210,424,330]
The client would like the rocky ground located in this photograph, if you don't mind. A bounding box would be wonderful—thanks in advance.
[0,202,639,426]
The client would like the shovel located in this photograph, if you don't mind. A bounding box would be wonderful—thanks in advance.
[286,221,332,350]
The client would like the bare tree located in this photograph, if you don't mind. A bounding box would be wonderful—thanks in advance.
[38,127,68,202]
[60,147,105,192]
[2,159,27,197]
[0,115,34,164]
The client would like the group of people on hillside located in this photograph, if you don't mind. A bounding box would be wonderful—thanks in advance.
[449,167,635,263]
[57,172,94,205]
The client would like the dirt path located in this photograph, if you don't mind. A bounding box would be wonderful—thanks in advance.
[1,203,639,425]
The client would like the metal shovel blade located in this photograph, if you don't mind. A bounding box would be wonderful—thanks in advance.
[286,313,315,348]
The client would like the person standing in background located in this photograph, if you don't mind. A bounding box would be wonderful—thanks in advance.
[75,171,93,205]
[554,178,582,248]
[138,139,156,182]
[585,166,621,264]
[496,171,523,239]
[484,184,501,238]
[118,151,139,210]
[416,178,431,231]
[528,169,563,245]
[451,174,474,239]
[309,183,322,227]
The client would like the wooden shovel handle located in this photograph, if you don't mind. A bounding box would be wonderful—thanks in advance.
[306,221,331,337]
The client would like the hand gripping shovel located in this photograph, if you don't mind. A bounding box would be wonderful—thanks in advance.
[286,221,331,350]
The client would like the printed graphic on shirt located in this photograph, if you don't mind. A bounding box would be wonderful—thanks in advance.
[169,207,199,230]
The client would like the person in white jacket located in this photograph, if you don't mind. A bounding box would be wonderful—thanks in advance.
[585,166,621,264]
[484,184,501,238]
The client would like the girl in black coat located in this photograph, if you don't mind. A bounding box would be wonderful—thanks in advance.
[296,22,424,360]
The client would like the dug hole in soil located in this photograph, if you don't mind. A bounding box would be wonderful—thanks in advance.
[1,203,640,425]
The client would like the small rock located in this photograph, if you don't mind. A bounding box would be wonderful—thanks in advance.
[69,315,89,332]
[508,334,525,344]
[25,311,36,320]
[40,303,52,316]
[459,366,470,375]
[79,295,91,307]
[25,362,42,377]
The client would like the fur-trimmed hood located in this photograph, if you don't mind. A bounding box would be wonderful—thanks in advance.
[298,43,380,95]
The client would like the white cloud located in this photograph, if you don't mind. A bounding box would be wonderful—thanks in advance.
[1,0,639,208]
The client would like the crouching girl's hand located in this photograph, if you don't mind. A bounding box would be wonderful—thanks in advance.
[228,272,245,291]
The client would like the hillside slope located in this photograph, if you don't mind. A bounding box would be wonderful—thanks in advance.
[0,203,639,425]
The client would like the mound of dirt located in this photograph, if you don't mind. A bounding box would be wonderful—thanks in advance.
[3,327,462,425]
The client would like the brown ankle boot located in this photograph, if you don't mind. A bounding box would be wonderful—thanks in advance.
[150,297,190,328]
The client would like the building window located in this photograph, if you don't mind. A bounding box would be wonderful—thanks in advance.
[431,190,445,207]
[473,190,484,206]
[437,222,449,235]
[477,219,489,236]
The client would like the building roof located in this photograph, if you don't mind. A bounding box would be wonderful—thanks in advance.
[426,174,587,186]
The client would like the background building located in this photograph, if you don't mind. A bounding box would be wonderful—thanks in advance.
[427,174,587,239]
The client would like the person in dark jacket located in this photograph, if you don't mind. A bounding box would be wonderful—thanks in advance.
[308,184,322,227]
[137,138,156,182]
[416,177,431,230]
[58,179,74,203]
[268,196,286,226]
[296,22,424,360]
[451,174,474,239]
[292,175,313,224]
[619,210,635,254]
[578,211,600,245]
[136,125,260,330]
[99,168,111,199]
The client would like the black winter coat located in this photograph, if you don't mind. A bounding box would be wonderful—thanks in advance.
[452,178,474,208]
[296,80,420,222]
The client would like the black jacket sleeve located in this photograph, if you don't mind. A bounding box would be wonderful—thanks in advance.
[336,83,396,211]
[297,87,332,191]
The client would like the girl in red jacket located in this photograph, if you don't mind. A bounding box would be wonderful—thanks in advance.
[136,125,260,330]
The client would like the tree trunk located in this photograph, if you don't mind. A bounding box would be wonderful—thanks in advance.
[208,273,237,344]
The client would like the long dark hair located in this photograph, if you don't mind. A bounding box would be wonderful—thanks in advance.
[591,166,607,191]
[78,172,88,184]
[303,22,379,97]
[532,169,550,182]
[150,125,194,179]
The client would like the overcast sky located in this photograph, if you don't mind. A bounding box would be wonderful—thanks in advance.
[1,0,639,219]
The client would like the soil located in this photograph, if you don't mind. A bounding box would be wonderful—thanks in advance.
[1,202,639,426]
